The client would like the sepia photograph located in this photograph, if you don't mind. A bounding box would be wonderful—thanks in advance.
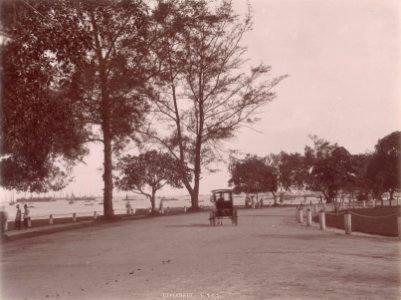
[0,0,400,299]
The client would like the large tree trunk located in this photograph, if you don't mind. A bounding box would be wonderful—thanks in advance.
[102,133,114,218]
[190,95,204,211]
[91,10,114,218]
[150,190,156,213]
[100,60,114,218]
[191,152,201,210]
[101,84,114,218]
[389,189,394,207]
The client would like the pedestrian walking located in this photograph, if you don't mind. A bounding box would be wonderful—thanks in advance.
[15,204,22,230]
[23,204,31,228]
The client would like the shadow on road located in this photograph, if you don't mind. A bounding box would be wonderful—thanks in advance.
[165,223,213,228]
[258,233,338,241]
[241,214,292,218]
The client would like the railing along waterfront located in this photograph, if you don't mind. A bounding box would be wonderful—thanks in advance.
[295,199,401,239]
[2,206,192,232]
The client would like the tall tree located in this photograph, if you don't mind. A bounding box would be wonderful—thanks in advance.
[145,0,287,210]
[116,150,190,213]
[1,0,155,217]
[65,0,154,218]
[304,136,355,204]
[366,131,400,205]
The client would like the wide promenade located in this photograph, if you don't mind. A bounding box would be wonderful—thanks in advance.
[1,207,400,300]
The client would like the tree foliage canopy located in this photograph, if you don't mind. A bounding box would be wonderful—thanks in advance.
[273,152,306,191]
[1,0,91,192]
[116,150,190,211]
[1,0,155,217]
[366,131,400,199]
[228,154,277,195]
[303,136,356,202]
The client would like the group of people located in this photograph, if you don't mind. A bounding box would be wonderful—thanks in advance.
[14,204,30,230]
[245,195,264,208]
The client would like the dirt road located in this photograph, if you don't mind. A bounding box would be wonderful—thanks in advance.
[1,207,400,300]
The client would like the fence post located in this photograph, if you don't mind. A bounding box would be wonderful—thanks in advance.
[344,212,352,235]
[297,207,304,223]
[4,220,8,231]
[306,209,312,226]
[184,206,187,213]
[398,217,401,240]
[319,211,326,230]
[362,201,366,208]
[132,208,136,215]
[372,200,376,208]
[49,214,53,225]
[72,213,77,222]
[93,211,97,220]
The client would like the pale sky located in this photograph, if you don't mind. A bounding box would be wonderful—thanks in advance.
[6,0,401,198]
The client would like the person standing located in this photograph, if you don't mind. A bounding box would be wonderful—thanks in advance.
[15,204,22,230]
[0,206,9,236]
[125,201,132,215]
[23,204,30,228]
[159,198,164,214]
[251,196,256,209]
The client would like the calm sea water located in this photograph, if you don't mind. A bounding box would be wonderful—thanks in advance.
[2,192,321,220]
[2,194,318,219]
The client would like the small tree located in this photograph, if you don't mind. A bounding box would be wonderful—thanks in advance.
[116,151,190,213]
[229,154,277,203]
[271,152,306,191]
[346,153,372,201]
[267,152,307,205]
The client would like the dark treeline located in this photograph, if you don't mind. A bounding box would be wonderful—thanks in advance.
[229,132,401,207]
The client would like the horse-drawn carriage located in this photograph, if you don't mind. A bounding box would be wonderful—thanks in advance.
[209,189,238,226]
